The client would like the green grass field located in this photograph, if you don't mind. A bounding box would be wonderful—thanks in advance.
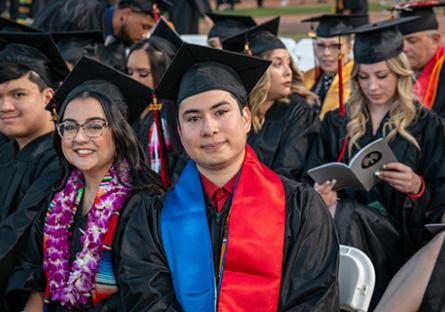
[218,3,389,17]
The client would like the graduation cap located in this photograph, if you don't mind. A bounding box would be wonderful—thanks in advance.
[0,17,40,32]
[336,17,420,64]
[222,17,285,56]
[394,1,445,35]
[155,42,271,105]
[207,13,257,41]
[148,17,182,58]
[48,57,153,124]
[51,31,104,66]
[119,0,172,15]
[300,14,363,38]
[0,32,69,86]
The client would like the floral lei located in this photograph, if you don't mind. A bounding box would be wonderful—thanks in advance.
[43,161,132,309]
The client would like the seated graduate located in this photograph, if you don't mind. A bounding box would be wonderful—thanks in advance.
[206,13,256,49]
[119,42,339,311]
[301,14,355,119]
[305,18,445,308]
[126,17,183,187]
[223,17,320,181]
[374,230,445,312]
[0,32,69,311]
[5,58,163,311]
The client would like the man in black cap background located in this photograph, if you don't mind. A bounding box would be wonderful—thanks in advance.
[32,0,159,71]
[302,14,354,119]
[0,32,68,311]
[397,1,445,118]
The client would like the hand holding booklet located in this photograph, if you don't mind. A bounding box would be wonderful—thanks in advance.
[307,138,398,192]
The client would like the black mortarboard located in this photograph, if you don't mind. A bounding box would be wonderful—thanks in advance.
[155,42,271,105]
[336,17,420,64]
[207,13,257,41]
[222,17,285,55]
[301,14,365,38]
[0,32,69,86]
[0,17,40,32]
[49,57,153,123]
[119,0,172,14]
[394,1,445,35]
[51,31,104,66]
[148,17,183,58]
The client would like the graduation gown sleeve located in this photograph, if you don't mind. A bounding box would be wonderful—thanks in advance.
[279,179,339,311]
[419,238,445,311]
[5,191,157,311]
[0,149,59,286]
[118,196,183,311]
[248,94,320,181]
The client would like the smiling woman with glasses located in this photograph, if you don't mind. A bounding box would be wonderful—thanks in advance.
[5,58,163,311]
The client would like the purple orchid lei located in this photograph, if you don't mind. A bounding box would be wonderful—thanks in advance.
[43,161,132,309]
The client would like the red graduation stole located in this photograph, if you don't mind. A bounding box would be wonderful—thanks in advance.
[414,45,445,109]
[218,145,286,311]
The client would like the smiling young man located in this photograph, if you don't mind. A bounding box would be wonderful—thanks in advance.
[119,43,339,311]
[396,2,445,118]
[0,32,68,311]
[302,14,355,119]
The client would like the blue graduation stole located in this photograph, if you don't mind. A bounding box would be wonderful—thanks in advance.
[160,160,216,312]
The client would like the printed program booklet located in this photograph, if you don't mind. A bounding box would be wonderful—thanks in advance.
[307,138,397,192]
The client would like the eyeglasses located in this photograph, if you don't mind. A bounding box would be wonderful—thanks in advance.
[314,43,340,53]
[56,119,110,140]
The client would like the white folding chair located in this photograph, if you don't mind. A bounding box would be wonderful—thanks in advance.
[339,245,376,312]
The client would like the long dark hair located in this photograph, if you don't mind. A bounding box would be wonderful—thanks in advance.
[126,38,173,87]
[53,91,163,194]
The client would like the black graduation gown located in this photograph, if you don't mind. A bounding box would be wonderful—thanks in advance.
[5,190,159,312]
[32,0,127,71]
[430,63,445,120]
[132,100,183,184]
[0,133,9,148]
[119,177,340,311]
[248,93,320,181]
[305,104,445,307]
[0,133,60,311]
[420,239,445,311]
[168,0,211,34]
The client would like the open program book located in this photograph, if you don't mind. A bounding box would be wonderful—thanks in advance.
[307,138,397,192]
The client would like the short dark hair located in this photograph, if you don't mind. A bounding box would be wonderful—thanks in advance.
[0,63,50,91]
[54,91,163,194]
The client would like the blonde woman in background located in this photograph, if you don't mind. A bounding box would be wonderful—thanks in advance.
[305,18,445,309]
[223,17,320,181]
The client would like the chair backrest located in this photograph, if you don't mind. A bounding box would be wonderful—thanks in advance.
[339,245,376,312]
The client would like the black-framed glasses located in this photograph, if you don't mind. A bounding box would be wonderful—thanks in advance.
[56,118,110,140]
